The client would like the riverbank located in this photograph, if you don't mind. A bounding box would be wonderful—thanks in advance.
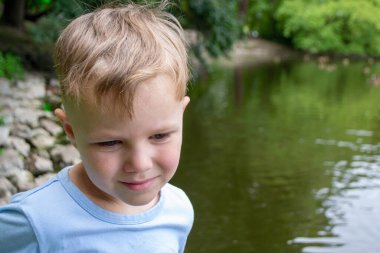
[217,38,300,67]
[0,73,80,205]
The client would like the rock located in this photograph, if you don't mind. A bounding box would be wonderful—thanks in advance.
[46,94,61,107]
[41,118,63,136]
[0,78,12,96]
[0,126,10,146]
[30,127,50,138]
[0,149,24,177]
[0,97,14,108]
[46,78,61,102]
[0,72,73,201]
[48,78,60,89]
[11,98,42,109]
[37,149,50,159]
[51,144,80,166]
[0,176,17,195]
[10,136,31,157]
[30,132,56,150]
[14,107,42,127]
[0,108,14,125]
[30,154,54,175]
[27,99,43,109]
[40,110,55,120]
[7,170,36,191]
[16,73,46,99]
[11,123,32,140]
[28,84,46,99]
[0,176,17,205]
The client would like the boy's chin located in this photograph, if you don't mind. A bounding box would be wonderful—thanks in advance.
[127,192,160,206]
[119,192,160,213]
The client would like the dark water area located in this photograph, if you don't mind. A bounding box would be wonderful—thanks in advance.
[174,59,380,253]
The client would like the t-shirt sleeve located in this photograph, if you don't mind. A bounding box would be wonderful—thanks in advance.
[0,202,39,252]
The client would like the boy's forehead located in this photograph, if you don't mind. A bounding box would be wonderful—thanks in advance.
[64,97,130,123]
[134,75,177,100]
[65,74,180,120]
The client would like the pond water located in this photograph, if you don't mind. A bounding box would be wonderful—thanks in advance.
[173,59,380,253]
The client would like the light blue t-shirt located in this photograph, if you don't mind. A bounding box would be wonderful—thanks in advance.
[0,167,194,253]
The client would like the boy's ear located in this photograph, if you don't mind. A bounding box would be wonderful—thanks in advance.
[54,108,76,147]
[182,96,190,111]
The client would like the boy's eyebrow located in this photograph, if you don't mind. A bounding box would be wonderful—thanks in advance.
[149,119,182,131]
[86,122,180,139]
[151,124,180,133]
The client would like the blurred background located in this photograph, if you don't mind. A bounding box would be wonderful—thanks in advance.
[1,1,380,253]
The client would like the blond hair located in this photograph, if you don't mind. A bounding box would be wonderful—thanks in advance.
[54,1,188,116]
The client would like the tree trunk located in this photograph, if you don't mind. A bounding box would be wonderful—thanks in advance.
[1,0,26,29]
[239,0,249,17]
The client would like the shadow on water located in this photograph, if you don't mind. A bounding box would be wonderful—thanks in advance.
[172,58,380,253]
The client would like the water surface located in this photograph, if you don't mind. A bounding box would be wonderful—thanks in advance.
[173,59,380,253]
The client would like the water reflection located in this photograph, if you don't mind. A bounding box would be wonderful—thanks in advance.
[174,60,380,253]
[291,130,380,253]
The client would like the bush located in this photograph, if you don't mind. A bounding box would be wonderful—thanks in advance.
[0,51,24,80]
[276,0,380,55]
[28,0,240,61]
[245,0,284,41]
[181,0,240,59]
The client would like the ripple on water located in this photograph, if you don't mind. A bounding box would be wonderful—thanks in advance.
[290,131,380,253]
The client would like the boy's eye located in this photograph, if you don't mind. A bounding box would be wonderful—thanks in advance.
[97,140,122,147]
[150,133,170,141]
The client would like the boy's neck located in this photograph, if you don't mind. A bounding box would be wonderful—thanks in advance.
[69,163,159,215]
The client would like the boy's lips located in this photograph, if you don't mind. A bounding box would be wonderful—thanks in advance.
[119,177,158,191]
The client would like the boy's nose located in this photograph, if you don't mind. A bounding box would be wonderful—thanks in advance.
[123,148,152,173]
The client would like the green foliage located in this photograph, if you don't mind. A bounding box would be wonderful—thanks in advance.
[27,0,240,60]
[29,0,93,43]
[29,14,64,43]
[42,101,53,112]
[29,0,173,43]
[27,0,53,14]
[276,0,380,55]
[0,51,24,80]
[246,0,283,40]
[180,0,240,59]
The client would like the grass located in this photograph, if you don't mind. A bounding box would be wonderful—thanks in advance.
[0,51,25,80]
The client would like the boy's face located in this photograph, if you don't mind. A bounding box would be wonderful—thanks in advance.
[57,74,189,212]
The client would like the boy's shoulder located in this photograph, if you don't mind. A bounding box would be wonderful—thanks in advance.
[163,183,191,203]
[162,183,194,215]
[10,173,60,204]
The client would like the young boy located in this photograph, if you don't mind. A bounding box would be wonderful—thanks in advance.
[0,2,193,252]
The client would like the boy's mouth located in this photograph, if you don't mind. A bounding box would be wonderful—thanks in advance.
[119,177,158,191]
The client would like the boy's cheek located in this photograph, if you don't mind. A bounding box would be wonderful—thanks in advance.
[81,154,119,178]
[158,146,182,171]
